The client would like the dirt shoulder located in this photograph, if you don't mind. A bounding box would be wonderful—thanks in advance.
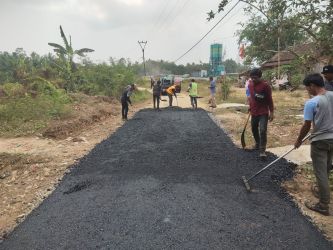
[0,94,150,239]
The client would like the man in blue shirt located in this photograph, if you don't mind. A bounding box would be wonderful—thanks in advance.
[208,76,216,108]
[294,73,333,216]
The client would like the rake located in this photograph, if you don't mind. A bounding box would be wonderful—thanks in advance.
[242,134,311,192]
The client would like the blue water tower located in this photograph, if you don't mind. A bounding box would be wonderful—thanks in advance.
[209,43,224,77]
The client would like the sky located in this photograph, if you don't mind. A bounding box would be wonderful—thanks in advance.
[0,0,248,65]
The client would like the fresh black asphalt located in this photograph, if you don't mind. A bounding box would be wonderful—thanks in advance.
[1,108,332,249]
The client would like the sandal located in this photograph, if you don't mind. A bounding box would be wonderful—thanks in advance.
[305,201,329,216]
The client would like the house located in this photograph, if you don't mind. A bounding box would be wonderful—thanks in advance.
[261,43,329,74]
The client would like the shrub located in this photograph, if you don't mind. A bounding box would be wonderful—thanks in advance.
[28,78,58,96]
[0,81,72,136]
[290,73,304,88]
[2,83,25,97]
[221,81,230,100]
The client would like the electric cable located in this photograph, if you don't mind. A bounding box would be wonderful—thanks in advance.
[173,0,240,63]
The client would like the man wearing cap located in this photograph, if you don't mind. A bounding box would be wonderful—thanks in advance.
[247,68,274,159]
[322,65,333,91]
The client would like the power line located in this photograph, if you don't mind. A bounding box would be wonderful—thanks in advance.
[156,0,183,33]
[148,1,172,37]
[163,0,191,32]
[173,0,241,63]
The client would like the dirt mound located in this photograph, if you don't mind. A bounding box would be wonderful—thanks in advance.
[43,94,120,139]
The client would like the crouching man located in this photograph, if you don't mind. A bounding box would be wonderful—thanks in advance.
[294,73,333,216]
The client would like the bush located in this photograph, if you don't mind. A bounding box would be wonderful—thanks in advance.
[221,81,230,100]
[78,82,100,95]
[1,83,25,97]
[28,78,58,96]
[0,82,72,136]
[290,73,304,88]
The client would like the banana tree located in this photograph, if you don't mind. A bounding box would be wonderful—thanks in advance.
[48,25,94,91]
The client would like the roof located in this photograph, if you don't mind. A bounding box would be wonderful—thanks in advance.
[261,43,326,69]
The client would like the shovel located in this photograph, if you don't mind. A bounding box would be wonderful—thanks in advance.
[241,113,251,148]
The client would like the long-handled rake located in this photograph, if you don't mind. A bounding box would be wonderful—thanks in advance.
[242,134,311,192]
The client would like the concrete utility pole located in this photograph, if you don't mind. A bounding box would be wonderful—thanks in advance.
[138,41,147,76]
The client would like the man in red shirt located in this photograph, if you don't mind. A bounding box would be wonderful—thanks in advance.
[248,68,274,159]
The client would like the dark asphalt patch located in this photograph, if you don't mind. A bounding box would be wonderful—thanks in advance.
[1,108,332,250]
[63,180,92,195]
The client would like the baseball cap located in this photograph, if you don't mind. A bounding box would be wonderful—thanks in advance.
[321,65,333,74]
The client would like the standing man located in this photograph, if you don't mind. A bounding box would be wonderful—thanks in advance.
[208,76,216,108]
[152,80,162,110]
[188,79,198,109]
[150,76,155,89]
[166,84,177,107]
[322,65,333,91]
[121,83,136,120]
[248,68,274,159]
[294,73,333,216]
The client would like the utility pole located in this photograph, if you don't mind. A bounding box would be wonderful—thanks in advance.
[138,41,147,76]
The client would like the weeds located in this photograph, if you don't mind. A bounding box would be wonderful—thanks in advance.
[0,93,72,137]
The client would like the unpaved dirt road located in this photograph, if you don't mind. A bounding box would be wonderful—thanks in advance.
[1,108,332,249]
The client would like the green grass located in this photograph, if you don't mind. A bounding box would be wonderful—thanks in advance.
[132,89,150,102]
[0,94,72,137]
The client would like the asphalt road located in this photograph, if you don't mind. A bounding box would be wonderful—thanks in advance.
[1,108,332,249]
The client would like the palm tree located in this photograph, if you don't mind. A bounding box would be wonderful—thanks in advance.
[48,25,94,91]
[48,25,94,71]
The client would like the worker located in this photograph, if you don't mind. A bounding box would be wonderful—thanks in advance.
[188,79,198,109]
[152,80,162,110]
[312,65,333,197]
[208,76,216,108]
[150,76,155,89]
[247,68,274,159]
[166,84,177,107]
[120,83,136,120]
[322,65,333,91]
[294,73,333,216]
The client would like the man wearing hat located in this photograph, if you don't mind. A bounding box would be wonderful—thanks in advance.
[322,65,333,91]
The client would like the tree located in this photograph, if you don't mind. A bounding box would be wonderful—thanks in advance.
[208,0,333,63]
[48,25,94,91]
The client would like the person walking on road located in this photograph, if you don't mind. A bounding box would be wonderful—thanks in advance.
[248,68,274,159]
[152,80,162,110]
[322,65,333,91]
[166,84,177,107]
[294,73,333,216]
[188,79,198,109]
[121,83,136,120]
[208,76,216,108]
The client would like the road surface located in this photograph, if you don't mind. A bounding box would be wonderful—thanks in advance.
[1,108,331,249]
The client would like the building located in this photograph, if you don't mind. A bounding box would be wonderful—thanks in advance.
[209,43,225,76]
[261,43,329,74]
[191,70,207,78]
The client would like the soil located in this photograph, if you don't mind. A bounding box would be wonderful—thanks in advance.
[0,89,332,244]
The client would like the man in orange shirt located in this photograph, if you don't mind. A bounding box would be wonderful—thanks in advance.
[166,84,177,107]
